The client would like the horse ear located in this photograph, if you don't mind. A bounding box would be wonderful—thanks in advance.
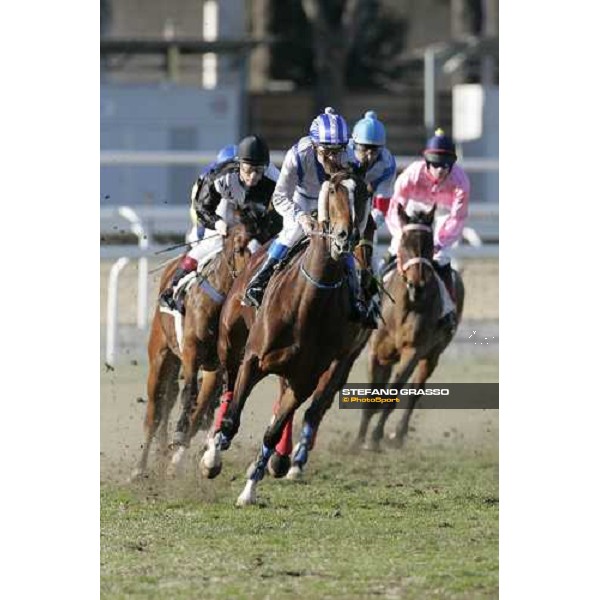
[426,204,437,224]
[398,203,409,225]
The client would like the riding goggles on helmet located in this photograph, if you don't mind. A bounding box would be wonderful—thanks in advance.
[426,159,453,170]
[316,143,346,157]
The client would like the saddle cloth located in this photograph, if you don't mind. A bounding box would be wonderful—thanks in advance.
[158,251,222,352]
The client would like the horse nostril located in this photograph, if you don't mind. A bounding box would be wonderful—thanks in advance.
[339,230,348,239]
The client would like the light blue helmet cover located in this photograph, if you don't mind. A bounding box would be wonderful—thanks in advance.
[309,107,349,145]
[352,110,386,146]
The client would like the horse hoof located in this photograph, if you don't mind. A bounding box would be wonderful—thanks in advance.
[386,432,406,449]
[199,459,222,479]
[286,464,303,480]
[267,452,291,478]
[362,441,382,453]
[128,467,147,482]
[236,481,257,506]
[171,431,186,447]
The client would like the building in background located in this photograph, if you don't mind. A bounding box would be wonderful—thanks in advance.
[100,0,498,207]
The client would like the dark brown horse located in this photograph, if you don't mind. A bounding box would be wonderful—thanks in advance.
[131,205,271,479]
[355,204,465,451]
[198,171,371,505]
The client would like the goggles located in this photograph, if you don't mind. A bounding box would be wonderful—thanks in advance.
[426,160,452,171]
[355,143,381,154]
[316,144,346,157]
[240,162,266,176]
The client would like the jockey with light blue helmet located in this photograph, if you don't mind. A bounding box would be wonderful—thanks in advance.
[243,107,376,326]
[348,111,397,232]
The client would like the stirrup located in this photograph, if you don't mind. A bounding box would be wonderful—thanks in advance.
[159,290,177,311]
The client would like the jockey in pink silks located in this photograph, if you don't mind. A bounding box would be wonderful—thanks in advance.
[383,128,471,323]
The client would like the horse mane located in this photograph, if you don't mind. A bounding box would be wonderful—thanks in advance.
[408,210,433,225]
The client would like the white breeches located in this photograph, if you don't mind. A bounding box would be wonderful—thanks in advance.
[274,195,315,247]
[186,229,224,264]
[185,229,261,266]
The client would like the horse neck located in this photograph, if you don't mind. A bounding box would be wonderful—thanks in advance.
[302,231,344,284]
[209,237,242,292]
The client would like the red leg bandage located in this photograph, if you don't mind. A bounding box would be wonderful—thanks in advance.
[213,391,233,431]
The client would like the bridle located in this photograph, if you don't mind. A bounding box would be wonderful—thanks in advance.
[300,177,359,288]
[397,224,435,274]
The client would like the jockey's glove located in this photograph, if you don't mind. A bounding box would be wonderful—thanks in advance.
[215,220,228,237]
[298,213,316,235]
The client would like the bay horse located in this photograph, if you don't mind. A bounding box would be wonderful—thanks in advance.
[355,203,465,451]
[267,214,378,480]
[131,205,272,480]
[199,171,371,505]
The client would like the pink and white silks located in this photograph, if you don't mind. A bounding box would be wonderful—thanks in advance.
[385,160,471,266]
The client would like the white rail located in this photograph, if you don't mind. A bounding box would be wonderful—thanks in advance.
[117,206,149,330]
[100,150,499,173]
[106,257,130,368]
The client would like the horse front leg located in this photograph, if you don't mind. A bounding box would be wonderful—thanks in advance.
[355,351,392,449]
[267,378,294,478]
[370,348,419,451]
[287,358,349,479]
[200,353,265,479]
[237,385,304,506]
[391,351,441,447]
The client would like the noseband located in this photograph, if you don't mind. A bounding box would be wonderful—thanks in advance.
[398,224,435,273]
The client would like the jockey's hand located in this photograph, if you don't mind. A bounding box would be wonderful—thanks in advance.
[215,220,228,237]
[298,213,316,235]
[371,208,385,228]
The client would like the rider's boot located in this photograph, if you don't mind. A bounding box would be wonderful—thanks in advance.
[345,255,378,329]
[243,242,288,308]
[159,256,198,315]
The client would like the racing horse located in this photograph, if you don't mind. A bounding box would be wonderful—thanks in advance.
[200,170,370,505]
[267,214,378,480]
[355,203,465,450]
[131,205,273,480]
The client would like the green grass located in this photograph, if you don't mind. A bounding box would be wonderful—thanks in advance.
[101,446,498,599]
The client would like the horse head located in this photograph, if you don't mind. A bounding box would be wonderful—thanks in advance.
[397,202,436,303]
[317,170,369,261]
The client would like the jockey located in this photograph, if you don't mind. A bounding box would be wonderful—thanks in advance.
[348,111,397,318]
[160,135,280,313]
[348,110,397,232]
[384,128,470,323]
[242,106,377,328]
[187,144,238,243]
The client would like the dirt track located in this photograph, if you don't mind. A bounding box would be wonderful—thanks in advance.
[100,257,499,483]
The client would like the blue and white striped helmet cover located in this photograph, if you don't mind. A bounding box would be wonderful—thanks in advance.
[309,107,349,145]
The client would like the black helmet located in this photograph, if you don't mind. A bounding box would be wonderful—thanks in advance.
[237,135,270,166]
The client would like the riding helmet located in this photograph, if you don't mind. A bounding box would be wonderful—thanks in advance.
[423,128,457,166]
[309,107,350,146]
[216,144,237,164]
[237,135,270,166]
[352,110,386,146]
